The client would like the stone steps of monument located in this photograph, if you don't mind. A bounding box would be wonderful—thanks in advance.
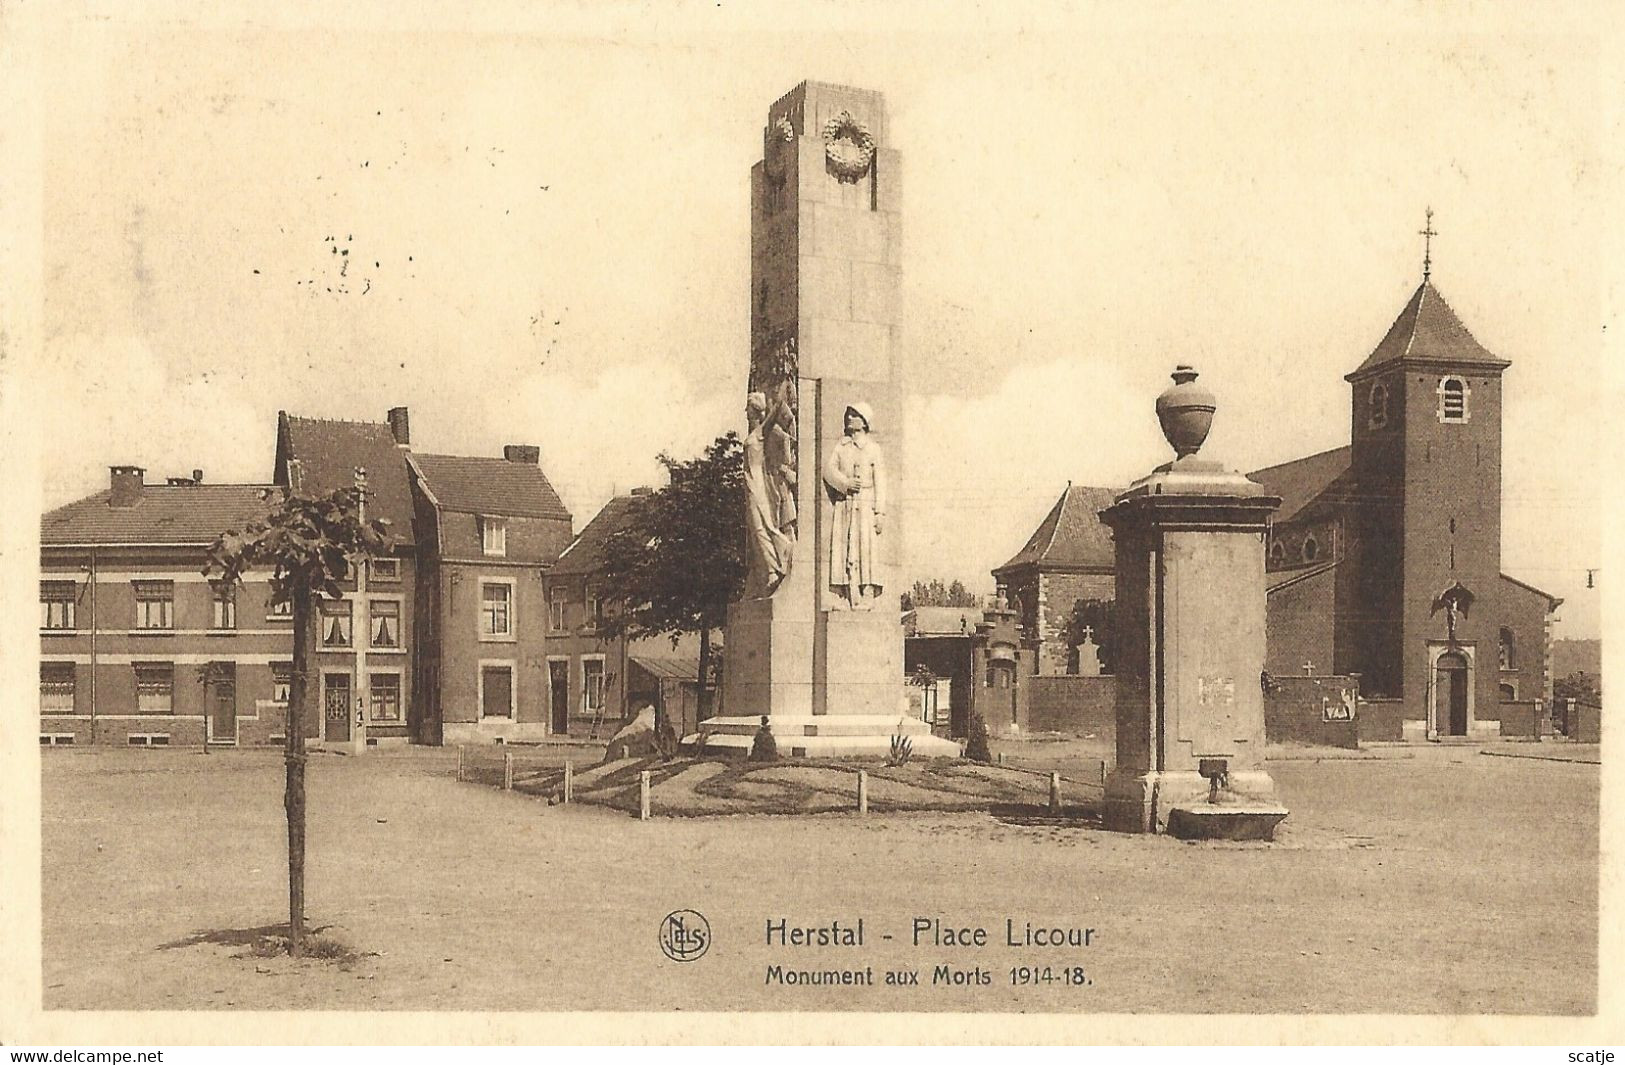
[692,715,938,738]
[679,730,962,760]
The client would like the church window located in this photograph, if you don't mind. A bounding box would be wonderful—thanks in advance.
[1437,376,1470,423]
[1498,627,1516,671]
[1367,382,1390,430]
[1269,540,1285,565]
[1302,535,1319,562]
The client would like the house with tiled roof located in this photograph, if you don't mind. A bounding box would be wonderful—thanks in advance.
[272,408,421,746]
[407,445,573,743]
[39,466,293,747]
[992,483,1118,675]
[1247,277,1562,740]
[541,490,652,736]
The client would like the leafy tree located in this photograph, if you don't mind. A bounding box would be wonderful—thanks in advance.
[1554,671,1602,707]
[596,433,746,720]
[902,577,980,611]
[203,485,391,957]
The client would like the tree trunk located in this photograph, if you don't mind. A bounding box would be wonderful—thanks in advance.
[696,623,713,721]
[285,584,310,957]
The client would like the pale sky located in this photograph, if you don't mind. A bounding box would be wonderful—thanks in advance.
[22,5,1613,638]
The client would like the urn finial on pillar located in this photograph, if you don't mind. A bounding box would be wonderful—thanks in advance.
[1155,365,1216,459]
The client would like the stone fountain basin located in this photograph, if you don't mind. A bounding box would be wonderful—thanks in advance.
[1166,802,1288,842]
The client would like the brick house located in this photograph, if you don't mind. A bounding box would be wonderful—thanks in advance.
[39,467,290,747]
[1250,279,1563,739]
[540,491,648,737]
[272,408,422,747]
[407,445,573,743]
[992,483,1118,676]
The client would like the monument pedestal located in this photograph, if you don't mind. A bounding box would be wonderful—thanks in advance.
[1098,367,1288,837]
[682,713,960,759]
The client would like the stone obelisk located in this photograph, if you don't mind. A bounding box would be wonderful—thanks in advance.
[701,82,955,758]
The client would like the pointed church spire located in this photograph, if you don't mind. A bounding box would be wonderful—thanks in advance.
[1419,207,1437,282]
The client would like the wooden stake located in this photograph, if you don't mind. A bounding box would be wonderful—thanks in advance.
[456,744,466,783]
[563,760,573,804]
[639,770,651,821]
[1049,771,1061,814]
[857,769,868,816]
[503,750,514,791]
[997,752,1005,766]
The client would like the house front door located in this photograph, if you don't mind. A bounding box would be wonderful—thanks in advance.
[207,666,237,745]
[325,673,351,742]
[550,661,570,733]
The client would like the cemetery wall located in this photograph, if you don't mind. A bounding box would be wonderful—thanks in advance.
[1263,674,1360,749]
[1025,674,1114,737]
[1357,696,1406,742]
[1496,699,1542,739]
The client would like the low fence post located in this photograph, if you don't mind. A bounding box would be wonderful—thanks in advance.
[857,769,868,816]
[639,770,651,821]
[563,760,574,804]
[456,745,465,783]
[1049,771,1062,814]
[503,751,514,791]
[997,752,1005,766]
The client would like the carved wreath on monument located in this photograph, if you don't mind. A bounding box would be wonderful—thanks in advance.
[822,110,875,183]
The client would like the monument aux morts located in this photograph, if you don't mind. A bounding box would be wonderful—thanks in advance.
[694,82,957,758]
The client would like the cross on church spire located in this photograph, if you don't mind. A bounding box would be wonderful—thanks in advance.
[1419,207,1437,282]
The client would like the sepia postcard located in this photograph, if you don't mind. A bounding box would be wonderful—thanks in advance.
[0,0,1620,1048]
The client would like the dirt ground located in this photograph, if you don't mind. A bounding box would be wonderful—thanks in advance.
[40,743,1597,1014]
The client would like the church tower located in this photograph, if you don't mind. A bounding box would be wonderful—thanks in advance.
[1343,248,1511,727]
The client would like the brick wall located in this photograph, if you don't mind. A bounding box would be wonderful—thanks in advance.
[1035,571,1114,675]
[1025,674,1114,737]
[1263,674,1360,749]
[1357,696,1405,743]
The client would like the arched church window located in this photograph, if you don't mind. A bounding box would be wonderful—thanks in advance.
[1498,627,1516,671]
[1270,540,1285,565]
[1437,376,1470,423]
[1302,535,1319,562]
[1368,382,1390,430]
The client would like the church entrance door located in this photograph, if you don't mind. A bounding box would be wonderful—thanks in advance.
[1434,651,1469,737]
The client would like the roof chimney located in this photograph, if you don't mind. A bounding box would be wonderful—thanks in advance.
[387,406,410,446]
[109,466,145,507]
[193,469,203,484]
[629,486,655,496]
[503,444,540,465]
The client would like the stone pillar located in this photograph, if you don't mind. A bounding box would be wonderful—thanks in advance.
[708,82,954,758]
[1099,367,1287,836]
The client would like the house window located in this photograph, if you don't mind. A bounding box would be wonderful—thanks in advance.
[321,600,353,647]
[133,581,174,630]
[1368,382,1390,430]
[480,664,514,719]
[583,659,606,714]
[370,600,400,648]
[134,663,174,714]
[211,584,237,630]
[40,663,75,714]
[1438,376,1469,423]
[480,516,507,557]
[481,583,513,637]
[1498,627,1516,671]
[40,581,76,630]
[549,591,566,632]
[271,663,293,705]
[586,587,603,628]
[369,672,402,722]
[267,596,293,620]
[1302,535,1319,562]
[369,558,400,582]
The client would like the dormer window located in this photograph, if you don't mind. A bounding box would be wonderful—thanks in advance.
[1269,541,1285,565]
[1367,382,1390,430]
[480,516,507,557]
[1437,376,1469,423]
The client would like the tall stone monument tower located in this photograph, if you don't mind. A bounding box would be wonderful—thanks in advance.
[702,81,954,757]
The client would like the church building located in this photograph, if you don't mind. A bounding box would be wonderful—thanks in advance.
[1251,270,1562,740]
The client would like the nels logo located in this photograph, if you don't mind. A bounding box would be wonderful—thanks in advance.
[659,910,711,962]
